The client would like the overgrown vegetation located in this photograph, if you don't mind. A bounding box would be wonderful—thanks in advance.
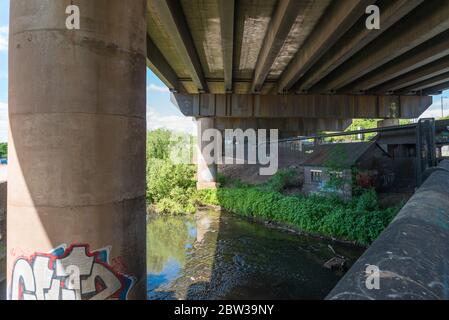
[146,129,401,245]
[197,176,399,246]
[146,129,197,214]
[322,144,351,194]
[0,143,7,158]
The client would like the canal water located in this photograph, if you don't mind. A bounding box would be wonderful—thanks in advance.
[147,210,365,300]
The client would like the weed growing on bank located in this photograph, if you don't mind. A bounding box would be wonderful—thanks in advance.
[197,186,399,246]
[146,129,401,244]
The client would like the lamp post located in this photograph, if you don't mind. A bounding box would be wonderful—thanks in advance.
[442,96,444,118]
[442,96,448,119]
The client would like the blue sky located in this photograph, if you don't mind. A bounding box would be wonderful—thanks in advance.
[0,0,447,142]
[0,0,9,142]
[146,71,196,135]
[0,0,195,143]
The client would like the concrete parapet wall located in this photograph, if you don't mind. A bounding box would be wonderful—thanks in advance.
[327,160,449,300]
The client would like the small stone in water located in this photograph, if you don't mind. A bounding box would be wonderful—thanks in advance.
[323,257,347,271]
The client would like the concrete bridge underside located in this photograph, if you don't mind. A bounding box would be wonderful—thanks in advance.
[6,0,449,300]
[148,0,449,189]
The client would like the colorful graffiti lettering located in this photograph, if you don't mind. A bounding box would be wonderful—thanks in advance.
[9,244,135,300]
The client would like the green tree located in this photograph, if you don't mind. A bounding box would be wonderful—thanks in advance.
[146,129,197,214]
[0,143,7,158]
[147,129,173,160]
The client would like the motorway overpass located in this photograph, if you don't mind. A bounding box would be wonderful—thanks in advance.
[5,0,449,299]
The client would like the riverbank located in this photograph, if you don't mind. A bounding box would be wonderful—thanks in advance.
[196,186,400,246]
[146,157,401,246]
[197,204,367,248]
[146,130,402,247]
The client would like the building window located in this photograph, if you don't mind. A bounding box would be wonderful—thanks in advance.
[311,170,322,183]
[330,171,344,179]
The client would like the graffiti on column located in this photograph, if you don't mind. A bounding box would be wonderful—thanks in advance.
[9,244,135,300]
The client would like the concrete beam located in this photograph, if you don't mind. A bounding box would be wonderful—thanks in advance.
[318,0,449,92]
[171,93,432,119]
[423,81,449,95]
[152,0,208,92]
[218,0,235,93]
[277,0,371,93]
[147,35,182,92]
[251,0,307,93]
[295,0,424,92]
[398,71,449,94]
[373,54,449,93]
[347,30,449,92]
[214,118,352,133]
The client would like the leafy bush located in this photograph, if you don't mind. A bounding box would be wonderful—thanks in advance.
[146,158,196,214]
[147,129,173,160]
[146,129,198,214]
[0,143,6,158]
[260,168,298,193]
[197,186,400,246]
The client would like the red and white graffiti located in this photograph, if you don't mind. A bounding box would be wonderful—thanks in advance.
[10,244,135,300]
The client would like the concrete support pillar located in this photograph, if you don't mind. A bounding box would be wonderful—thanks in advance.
[7,0,147,300]
[196,118,219,190]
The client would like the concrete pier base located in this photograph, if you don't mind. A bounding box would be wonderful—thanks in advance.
[196,118,219,190]
[7,0,147,300]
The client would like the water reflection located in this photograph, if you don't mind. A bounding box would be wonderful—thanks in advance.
[147,210,364,300]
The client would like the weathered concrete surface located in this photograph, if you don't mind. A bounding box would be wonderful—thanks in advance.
[148,1,449,96]
[196,118,219,190]
[172,93,432,119]
[214,117,352,134]
[327,160,449,300]
[8,0,147,299]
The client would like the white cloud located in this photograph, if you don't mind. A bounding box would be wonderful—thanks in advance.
[147,83,169,93]
[0,102,8,142]
[0,26,8,52]
[147,111,196,135]
[420,99,448,119]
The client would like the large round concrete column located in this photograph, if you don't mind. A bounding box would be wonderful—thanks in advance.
[196,118,219,190]
[7,1,147,300]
